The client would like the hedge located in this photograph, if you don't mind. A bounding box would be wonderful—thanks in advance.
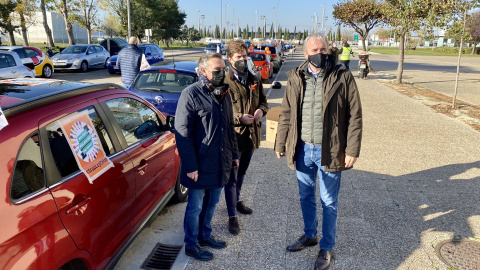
[433,46,480,55]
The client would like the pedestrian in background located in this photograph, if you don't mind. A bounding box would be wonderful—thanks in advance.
[175,53,240,261]
[338,40,354,70]
[115,37,142,88]
[224,40,268,235]
[328,41,339,65]
[274,33,362,270]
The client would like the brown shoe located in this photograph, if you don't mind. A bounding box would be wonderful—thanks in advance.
[314,249,332,270]
[228,217,240,235]
[286,235,318,252]
[236,201,253,215]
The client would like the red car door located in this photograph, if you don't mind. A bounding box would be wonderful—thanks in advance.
[40,101,136,269]
[100,95,178,226]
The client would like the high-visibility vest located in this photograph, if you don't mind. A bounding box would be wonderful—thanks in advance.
[340,46,352,61]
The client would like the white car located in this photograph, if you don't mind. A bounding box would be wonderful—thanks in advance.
[51,44,110,72]
[0,51,36,79]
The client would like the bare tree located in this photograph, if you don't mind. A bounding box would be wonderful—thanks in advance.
[40,0,55,47]
[71,0,99,44]
[48,0,76,45]
[0,0,18,45]
[15,0,37,46]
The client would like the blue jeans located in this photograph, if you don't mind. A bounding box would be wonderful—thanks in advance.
[225,149,254,217]
[295,142,342,251]
[184,187,223,249]
[340,60,350,70]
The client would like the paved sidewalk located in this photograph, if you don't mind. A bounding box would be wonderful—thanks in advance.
[115,50,480,270]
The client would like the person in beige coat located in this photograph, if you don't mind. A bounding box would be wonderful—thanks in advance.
[274,33,362,270]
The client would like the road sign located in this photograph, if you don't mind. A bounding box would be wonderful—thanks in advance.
[145,29,152,36]
[354,34,359,41]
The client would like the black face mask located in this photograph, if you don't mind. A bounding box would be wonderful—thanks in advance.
[308,53,328,68]
[233,60,247,72]
[210,70,225,86]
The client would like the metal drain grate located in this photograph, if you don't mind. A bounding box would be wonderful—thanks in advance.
[141,243,183,270]
[435,239,480,270]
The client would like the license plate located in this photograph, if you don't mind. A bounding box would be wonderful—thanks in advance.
[360,64,366,69]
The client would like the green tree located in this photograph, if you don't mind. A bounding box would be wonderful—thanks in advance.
[384,0,456,83]
[333,0,387,51]
[0,0,18,45]
[336,25,341,41]
[215,25,220,39]
[257,26,261,38]
[15,0,37,46]
[269,23,274,39]
[467,11,480,54]
[100,12,122,38]
[277,26,282,39]
[179,25,200,46]
[284,28,290,40]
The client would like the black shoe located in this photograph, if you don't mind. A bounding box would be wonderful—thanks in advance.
[286,235,318,252]
[198,236,227,249]
[236,201,253,215]
[185,245,213,261]
[228,217,240,235]
[314,249,332,270]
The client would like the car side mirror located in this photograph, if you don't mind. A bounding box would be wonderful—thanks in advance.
[166,115,175,131]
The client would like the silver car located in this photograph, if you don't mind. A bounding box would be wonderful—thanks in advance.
[0,51,36,79]
[51,44,110,72]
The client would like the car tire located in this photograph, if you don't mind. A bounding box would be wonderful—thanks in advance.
[173,164,188,202]
[42,65,53,78]
[80,61,88,72]
[104,57,109,69]
[108,70,116,75]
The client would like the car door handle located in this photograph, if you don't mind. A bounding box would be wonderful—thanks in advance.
[66,197,91,215]
[137,160,148,174]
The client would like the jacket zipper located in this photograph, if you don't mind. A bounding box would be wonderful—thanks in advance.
[311,76,317,144]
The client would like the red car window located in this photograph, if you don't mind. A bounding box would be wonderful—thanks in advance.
[105,98,163,146]
[45,106,115,179]
[10,132,45,200]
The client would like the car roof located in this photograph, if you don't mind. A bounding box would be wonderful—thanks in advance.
[0,79,123,117]
[143,61,198,74]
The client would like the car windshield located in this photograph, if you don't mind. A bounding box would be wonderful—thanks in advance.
[207,44,221,48]
[133,71,196,93]
[249,53,265,61]
[62,45,88,54]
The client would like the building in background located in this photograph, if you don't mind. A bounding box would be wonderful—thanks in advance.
[12,12,88,44]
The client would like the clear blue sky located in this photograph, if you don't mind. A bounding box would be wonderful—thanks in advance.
[179,0,341,33]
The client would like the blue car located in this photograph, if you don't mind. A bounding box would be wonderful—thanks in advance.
[129,61,198,116]
[106,43,164,74]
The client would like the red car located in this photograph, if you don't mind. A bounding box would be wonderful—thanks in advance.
[248,50,273,84]
[0,78,187,269]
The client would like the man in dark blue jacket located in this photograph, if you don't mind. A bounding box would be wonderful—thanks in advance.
[175,53,239,261]
[116,37,142,88]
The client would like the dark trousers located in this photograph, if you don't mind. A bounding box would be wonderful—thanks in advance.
[225,149,254,217]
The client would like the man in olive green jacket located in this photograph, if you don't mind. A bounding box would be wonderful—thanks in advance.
[224,40,268,235]
[274,33,362,270]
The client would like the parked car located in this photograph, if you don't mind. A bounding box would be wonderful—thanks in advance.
[0,51,36,79]
[106,44,165,75]
[51,44,110,72]
[0,78,187,269]
[248,50,273,84]
[260,44,282,72]
[130,61,198,116]
[204,43,226,55]
[0,46,54,78]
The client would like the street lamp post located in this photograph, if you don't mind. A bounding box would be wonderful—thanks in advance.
[272,6,275,39]
[260,16,266,39]
[201,15,205,36]
[225,4,229,40]
[220,0,222,40]
[127,0,131,39]
[232,8,235,38]
[197,10,200,32]
[255,10,258,39]
[275,0,279,39]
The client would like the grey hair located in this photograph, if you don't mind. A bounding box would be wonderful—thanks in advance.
[198,53,223,73]
[303,33,329,52]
